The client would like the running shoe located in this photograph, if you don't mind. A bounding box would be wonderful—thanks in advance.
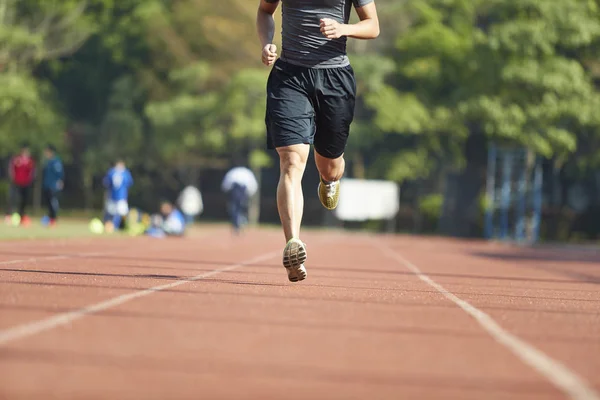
[318,177,340,210]
[286,263,307,282]
[282,238,307,282]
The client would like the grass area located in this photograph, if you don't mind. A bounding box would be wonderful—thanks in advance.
[0,214,276,241]
[10,209,103,219]
[0,218,106,240]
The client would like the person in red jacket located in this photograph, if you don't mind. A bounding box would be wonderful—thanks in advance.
[5,144,36,226]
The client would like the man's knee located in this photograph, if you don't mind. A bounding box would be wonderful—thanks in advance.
[277,146,309,175]
[315,152,345,182]
[320,166,344,182]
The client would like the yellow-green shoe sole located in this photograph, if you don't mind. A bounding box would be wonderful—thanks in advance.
[318,181,340,210]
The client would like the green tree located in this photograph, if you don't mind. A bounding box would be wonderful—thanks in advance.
[0,0,94,156]
[0,72,64,154]
[78,76,144,208]
[145,62,222,173]
[364,0,600,236]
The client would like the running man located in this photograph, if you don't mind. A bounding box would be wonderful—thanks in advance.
[42,145,64,226]
[5,143,35,226]
[103,160,134,231]
[257,0,379,281]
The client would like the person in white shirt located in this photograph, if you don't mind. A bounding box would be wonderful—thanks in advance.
[221,166,258,234]
[177,185,203,224]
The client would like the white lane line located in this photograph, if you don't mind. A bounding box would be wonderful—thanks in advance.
[0,251,278,346]
[376,242,600,400]
[0,252,111,266]
[0,256,70,266]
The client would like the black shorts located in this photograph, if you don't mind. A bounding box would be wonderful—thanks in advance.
[265,59,357,159]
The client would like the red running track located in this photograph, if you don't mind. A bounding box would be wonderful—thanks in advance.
[0,227,599,399]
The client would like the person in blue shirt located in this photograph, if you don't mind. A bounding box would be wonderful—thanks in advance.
[145,201,186,238]
[42,144,64,226]
[102,159,134,231]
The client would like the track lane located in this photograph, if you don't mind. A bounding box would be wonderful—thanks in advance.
[0,230,597,399]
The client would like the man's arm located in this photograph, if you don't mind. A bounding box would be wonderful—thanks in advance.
[256,0,279,66]
[320,1,379,40]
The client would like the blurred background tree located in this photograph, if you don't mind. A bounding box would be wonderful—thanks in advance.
[1,0,599,240]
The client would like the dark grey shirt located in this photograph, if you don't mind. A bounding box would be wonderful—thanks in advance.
[266,0,373,68]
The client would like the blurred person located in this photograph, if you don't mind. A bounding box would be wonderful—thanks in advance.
[221,166,258,235]
[103,159,134,231]
[257,0,379,281]
[145,201,186,238]
[102,190,111,227]
[177,185,203,224]
[41,144,64,226]
[4,143,35,226]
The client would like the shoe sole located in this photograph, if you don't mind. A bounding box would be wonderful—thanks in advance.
[287,265,307,282]
[318,182,339,210]
[283,240,307,282]
[283,240,307,268]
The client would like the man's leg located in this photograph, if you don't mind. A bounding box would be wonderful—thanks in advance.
[314,152,345,182]
[112,213,122,230]
[5,184,17,223]
[112,200,128,230]
[230,200,241,234]
[17,186,26,217]
[18,186,31,225]
[42,189,49,216]
[265,60,315,282]
[315,151,346,210]
[276,144,309,282]
[237,195,250,231]
[46,190,58,222]
[42,189,51,224]
[145,226,167,238]
[314,65,357,210]
[276,144,309,241]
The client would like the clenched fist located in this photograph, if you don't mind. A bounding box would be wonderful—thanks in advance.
[320,18,346,39]
[262,44,278,66]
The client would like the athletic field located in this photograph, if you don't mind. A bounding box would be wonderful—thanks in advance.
[0,225,599,399]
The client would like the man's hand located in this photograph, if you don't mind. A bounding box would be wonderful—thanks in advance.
[57,180,64,191]
[262,44,278,66]
[320,18,347,39]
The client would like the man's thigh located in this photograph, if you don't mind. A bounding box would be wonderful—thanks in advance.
[116,200,129,216]
[314,65,357,159]
[106,200,129,216]
[266,61,316,150]
[8,184,18,204]
[18,186,29,200]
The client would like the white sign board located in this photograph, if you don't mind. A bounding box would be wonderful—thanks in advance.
[334,178,400,222]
